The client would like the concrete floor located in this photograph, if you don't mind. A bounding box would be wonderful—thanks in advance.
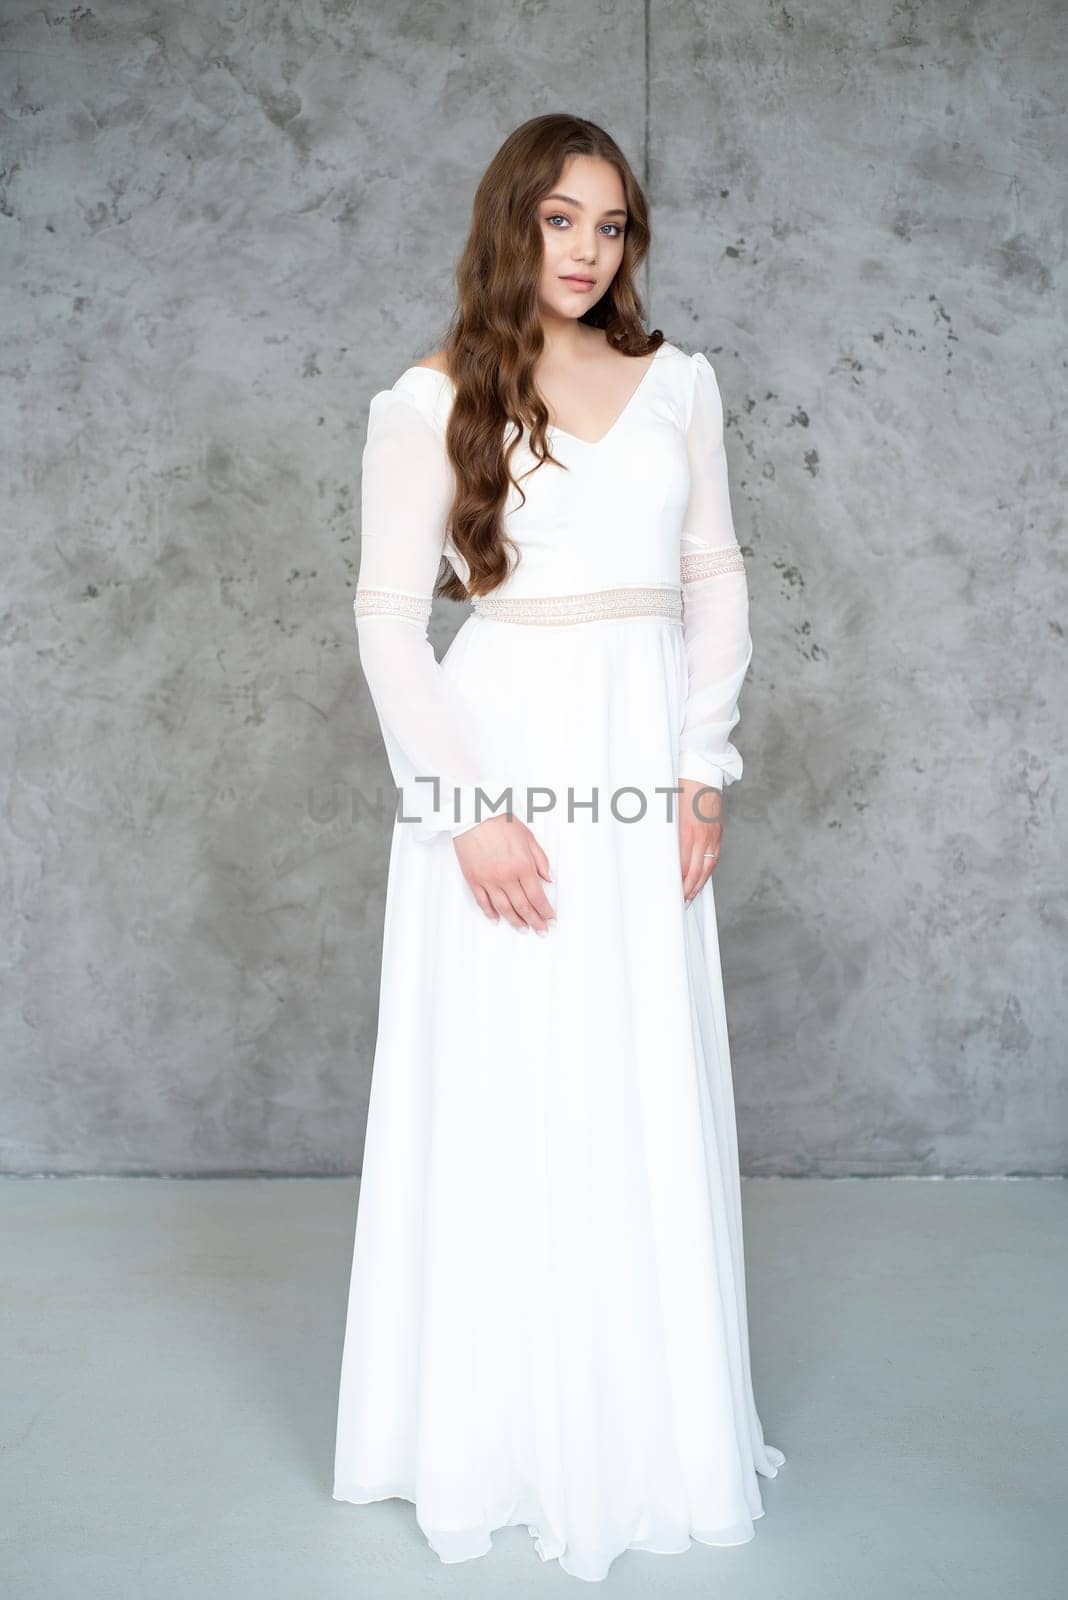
[1,1176,1065,1598]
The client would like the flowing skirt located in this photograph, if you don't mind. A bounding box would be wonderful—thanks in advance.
[333,611,785,1583]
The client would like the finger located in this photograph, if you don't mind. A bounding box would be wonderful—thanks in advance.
[690,840,722,901]
[680,832,701,897]
[500,879,544,933]
[518,870,556,929]
[691,864,713,901]
[684,825,709,902]
[528,835,553,884]
[471,884,500,922]
[684,837,719,901]
[682,834,707,900]
[488,884,525,930]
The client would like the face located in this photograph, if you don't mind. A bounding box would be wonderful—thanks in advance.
[535,154,628,325]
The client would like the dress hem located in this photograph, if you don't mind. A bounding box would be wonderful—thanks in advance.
[333,1445,786,1583]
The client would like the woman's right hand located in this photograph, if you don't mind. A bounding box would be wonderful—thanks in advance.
[453,814,556,934]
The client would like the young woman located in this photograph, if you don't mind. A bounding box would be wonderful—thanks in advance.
[333,112,785,1583]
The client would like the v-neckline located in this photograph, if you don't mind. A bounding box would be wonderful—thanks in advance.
[405,342,668,450]
[542,344,667,448]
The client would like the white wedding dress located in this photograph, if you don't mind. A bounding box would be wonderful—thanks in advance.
[332,339,785,1583]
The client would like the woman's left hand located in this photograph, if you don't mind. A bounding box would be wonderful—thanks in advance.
[678,777,723,904]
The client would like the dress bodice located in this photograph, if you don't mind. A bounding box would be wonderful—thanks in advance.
[391,341,700,597]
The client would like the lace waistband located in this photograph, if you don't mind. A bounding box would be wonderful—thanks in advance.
[470,585,683,626]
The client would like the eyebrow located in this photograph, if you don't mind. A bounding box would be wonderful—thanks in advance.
[543,192,628,219]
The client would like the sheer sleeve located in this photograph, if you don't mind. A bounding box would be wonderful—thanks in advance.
[352,382,510,844]
[677,351,754,791]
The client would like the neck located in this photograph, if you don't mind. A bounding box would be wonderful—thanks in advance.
[537,317,603,363]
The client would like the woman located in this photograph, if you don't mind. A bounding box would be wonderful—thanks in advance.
[333,112,785,1583]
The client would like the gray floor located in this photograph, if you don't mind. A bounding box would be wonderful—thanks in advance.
[1,1176,1065,1598]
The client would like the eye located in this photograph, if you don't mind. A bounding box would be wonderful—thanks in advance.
[543,212,624,237]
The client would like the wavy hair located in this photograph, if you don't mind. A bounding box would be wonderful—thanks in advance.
[427,113,662,602]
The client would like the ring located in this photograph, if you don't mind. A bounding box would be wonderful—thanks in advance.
[703,851,717,858]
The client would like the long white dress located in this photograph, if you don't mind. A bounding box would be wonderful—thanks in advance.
[332,339,785,1583]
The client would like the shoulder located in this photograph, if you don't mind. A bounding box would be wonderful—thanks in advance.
[368,355,453,438]
[676,346,724,430]
[648,340,722,430]
[393,347,453,405]
[656,340,719,383]
[653,339,718,384]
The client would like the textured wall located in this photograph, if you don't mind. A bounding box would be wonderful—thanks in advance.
[1,1,1064,1175]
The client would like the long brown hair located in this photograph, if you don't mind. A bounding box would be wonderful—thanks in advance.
[429,114,662,602]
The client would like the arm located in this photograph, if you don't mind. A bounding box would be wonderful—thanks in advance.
[677,352,754,792]
[352,386,509,844]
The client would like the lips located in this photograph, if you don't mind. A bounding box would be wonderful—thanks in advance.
[561,276,596,290]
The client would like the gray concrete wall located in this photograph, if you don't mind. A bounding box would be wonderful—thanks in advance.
[1,1,1064,1176]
